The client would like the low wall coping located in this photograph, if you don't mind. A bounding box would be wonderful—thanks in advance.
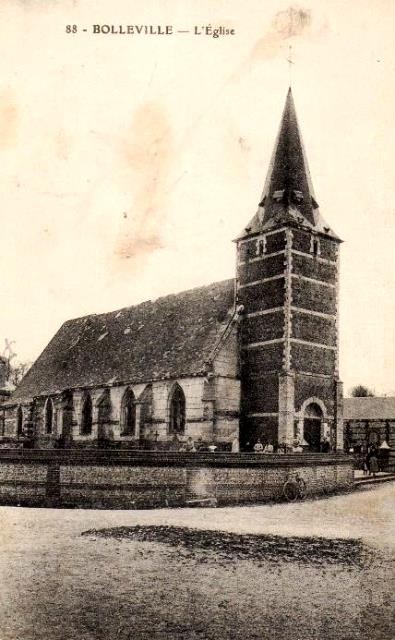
[0,449,353,469]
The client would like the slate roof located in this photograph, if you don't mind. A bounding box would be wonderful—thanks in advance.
[10,279,235,403]
[238,88,339,241]
[343,397,395,420]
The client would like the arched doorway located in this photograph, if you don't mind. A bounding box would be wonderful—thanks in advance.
[303,403,323,452]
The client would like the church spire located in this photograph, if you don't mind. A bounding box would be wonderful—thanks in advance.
[239,88,338,239]
[258,87,317,226]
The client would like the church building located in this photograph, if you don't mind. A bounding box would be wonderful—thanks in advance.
[2,89,344,452]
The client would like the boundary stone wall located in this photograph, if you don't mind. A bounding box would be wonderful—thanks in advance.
[0,450,353,509]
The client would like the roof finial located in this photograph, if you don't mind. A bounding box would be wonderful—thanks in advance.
[287,44,294,87]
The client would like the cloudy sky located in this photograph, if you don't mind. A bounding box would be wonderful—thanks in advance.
[0,0,394,395]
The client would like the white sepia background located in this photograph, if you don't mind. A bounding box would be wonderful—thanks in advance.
[0,0,394,395]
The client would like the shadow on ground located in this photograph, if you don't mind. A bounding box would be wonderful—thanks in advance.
[82,524,365,567]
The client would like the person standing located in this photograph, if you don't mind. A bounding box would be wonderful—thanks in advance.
[368,445,379,478]
[292,440,303,453]
[196,437,205,451]
[363,451,369,476]
[231,436,240,453]
[320,436,330,453]
[185,436,196,452]
[253,439,264,454]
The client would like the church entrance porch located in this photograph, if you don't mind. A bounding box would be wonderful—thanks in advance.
[303,403,324,453]
[304,418,322,452]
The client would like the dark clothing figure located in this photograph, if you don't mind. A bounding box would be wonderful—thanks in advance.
[378,447,390,472]
[185,437,196,452]
[170,434,180,451]
[369,454,379,476]
[367,446,379,477]
[320,438,330,453]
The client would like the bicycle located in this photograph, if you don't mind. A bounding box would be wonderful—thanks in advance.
[282,473,308,502]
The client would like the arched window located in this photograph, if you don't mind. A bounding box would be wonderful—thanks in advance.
[17,406,23,437]
[45,399,54,434]
[61,391,73,440]
[140,384,152,428]
[139,384,153,441]
[169,384,186,434]
[97,391,111,425]
[310,236,321,257]
[81,395,93,435]
[97,390,112,446]
[121,388,136,435]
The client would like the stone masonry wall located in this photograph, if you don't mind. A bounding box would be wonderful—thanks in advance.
[237,279,285,313]
[291,311,336,346]
[0,450,353,508]
[291,279,336,315]
[242,344,284,375]
[291,343,336,376]
[242,310,284,344]
[238,253,285,286]
[292,229,338,261]
[241,373,279,415]
[2,370,241,448]
[294,375,335,417]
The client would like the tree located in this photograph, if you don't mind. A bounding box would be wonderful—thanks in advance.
[350,385,375,398]
[1,339,31,387]
[8,360,32,387]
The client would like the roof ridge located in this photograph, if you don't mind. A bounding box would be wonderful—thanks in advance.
[65,278,235,325]
[9,278,236,402]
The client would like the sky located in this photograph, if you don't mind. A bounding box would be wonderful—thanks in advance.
[0,0,394,396]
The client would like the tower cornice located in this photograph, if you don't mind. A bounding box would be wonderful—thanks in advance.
[237,88,342,243]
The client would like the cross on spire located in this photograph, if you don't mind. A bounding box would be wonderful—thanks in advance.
[287,45,294,87]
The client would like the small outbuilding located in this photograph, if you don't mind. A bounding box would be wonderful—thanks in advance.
[343,397,395,452]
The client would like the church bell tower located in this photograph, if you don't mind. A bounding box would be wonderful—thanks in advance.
[236,89,343,451]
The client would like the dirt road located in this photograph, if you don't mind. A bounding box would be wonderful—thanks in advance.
[0,484,393,639]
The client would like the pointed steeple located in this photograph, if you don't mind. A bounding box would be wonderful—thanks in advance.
[239,88,338,239]
[259,87,317,225]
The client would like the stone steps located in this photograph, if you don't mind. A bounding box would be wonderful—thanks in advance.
[354,473,395,487]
